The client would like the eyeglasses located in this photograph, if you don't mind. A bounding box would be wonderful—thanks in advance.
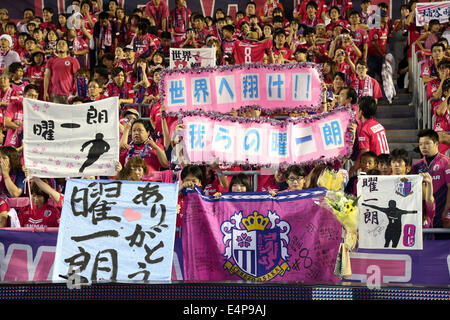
[288,176,304,182]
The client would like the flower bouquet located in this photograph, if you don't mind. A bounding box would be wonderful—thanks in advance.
[317,168,348,191]
[323,190,359,234]
[321,190,359,279]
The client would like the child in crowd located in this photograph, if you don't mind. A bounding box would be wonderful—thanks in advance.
[18,179,60,228]
[345,151,378,195]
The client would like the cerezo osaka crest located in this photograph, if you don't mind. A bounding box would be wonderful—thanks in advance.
[395,177,414,197]
[220,210,291,281]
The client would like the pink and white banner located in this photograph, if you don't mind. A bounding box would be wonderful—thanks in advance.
[181,187,342,282]
[161,63,324,115]
[415,1,450,27]
[181,107,355,166]
[169,48,216,69]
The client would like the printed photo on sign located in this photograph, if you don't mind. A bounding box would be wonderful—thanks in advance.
[357,175,423,250]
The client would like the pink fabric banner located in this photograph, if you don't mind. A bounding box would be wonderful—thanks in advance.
[181,187,342,282]
[161,62,323,115]
[181,106,355,166]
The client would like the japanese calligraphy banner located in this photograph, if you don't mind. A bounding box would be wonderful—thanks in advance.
[169,47,216,69]
[0,228,58,282]
[182,187,342,282]
[415,1,450,27]
[161,63,323,115]
[181,107,355,166]
[23,97,120,178]
[357,175,423,250]
[52,179,179,283]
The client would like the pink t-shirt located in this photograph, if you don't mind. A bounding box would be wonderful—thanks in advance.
[4,100,23,148]
[46,56,80,95]
[357,118,390,155]
[350,75,383,100]
[145,0,170,29]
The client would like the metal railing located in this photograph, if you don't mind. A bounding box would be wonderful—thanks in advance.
[411,42,435,130]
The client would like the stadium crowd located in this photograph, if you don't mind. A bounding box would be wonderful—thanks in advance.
[0,0,448,236]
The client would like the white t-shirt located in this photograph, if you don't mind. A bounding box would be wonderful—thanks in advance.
[0,49,20,72]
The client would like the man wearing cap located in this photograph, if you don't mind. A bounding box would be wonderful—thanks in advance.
[119,108,140,143]
[118,45,135,74]
[0,34,20,74]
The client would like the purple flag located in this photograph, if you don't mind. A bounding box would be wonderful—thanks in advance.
[182,187,342,282]
[0,228,58,281]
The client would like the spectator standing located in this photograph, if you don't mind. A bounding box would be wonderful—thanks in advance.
[170,0,191,44]
[43,39,80,103]
[145,0,170,32]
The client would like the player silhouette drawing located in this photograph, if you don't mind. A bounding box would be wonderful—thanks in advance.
[79,133,110,173]
[364,200,418,248]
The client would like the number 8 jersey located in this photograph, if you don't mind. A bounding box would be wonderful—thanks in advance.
[232,39,273,64]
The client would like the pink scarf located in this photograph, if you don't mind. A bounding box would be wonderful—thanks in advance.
[353,76,374,98]
[99,22,112,49]
[0,49,10,70]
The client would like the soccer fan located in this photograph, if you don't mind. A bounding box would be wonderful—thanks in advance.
[3,84,39,150]
[119,119,169,173]
[0,34,20,74]
[421,42,447,85]
[367,7,390,81]
[350,60,383,103]
[43,38,80,103]
[144,0,170,32]
[18,179,60,228]
[170,0,192,44]
[410,129,450,230]
[231,31,273,64]
[300,1,324,28]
